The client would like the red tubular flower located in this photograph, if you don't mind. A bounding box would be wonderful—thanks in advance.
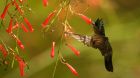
[42,0,48,7]
[41,11,55,28]
[50,41,55,58]
[13,1,23,14]
[66,44,80,56]
[17,39,24,49]
[24,18,34,32]
[0,3,11,19]
[0,44,8,57]
[6,18,13,33]
[15,55,26,77]
[78,13,92,24]
[21,23,29,32]
[12,22,19,30]
[19,61,25,76]
[65,63,79,76]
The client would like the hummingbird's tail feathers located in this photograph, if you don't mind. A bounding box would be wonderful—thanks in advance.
[104,54,113,72]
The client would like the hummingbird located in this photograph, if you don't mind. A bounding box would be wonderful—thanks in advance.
[65,18,113,72]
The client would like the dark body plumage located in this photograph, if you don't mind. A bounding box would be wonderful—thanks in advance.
[91,19,113,72]
[66,18,113,72]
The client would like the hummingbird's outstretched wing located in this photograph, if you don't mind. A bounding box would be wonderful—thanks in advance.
[92,18,105,36]
[65,32,91,46]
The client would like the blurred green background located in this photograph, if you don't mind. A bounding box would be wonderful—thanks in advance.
[0,0,140,78]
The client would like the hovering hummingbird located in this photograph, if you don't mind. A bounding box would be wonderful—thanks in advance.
[65,18,113,72]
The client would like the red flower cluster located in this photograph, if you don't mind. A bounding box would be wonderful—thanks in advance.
[0,1,34,33]
[0,0,24,19]
[0,1,31,77]
[5,18,33,34]
[49,42,79,76]
[0,0,35,51]
[5,18,34,50]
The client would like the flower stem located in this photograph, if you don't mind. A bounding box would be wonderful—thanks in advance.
[52,24,65,78]
[52,54,59,78]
